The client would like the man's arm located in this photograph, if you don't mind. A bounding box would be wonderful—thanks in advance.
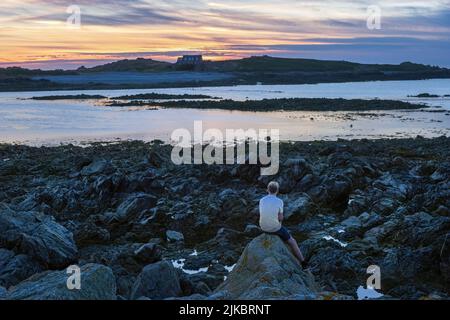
[278,201,284,222]
[278,210,284,222]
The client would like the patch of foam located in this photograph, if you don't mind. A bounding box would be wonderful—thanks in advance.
[224,264,236,272]
[171,258,208,275]
[182,267,209,275]
[172,259,186,269]
[356,286,384,300]
[189,249,198,256]
[337,229,345,234]
[3,158,10,162]
[323,235,348,248]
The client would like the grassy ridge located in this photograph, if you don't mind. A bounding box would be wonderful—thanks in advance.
[2,56,450,92]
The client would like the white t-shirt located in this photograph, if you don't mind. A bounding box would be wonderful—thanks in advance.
[259,195,283,232]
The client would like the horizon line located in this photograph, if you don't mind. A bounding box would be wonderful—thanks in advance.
[0,54,446,71]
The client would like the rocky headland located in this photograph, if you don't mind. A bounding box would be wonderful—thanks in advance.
[0,136,449,300]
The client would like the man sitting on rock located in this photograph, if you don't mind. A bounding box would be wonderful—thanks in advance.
[259,181,307,268]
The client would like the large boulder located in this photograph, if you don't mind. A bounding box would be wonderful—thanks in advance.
[380,247,435,291]
[283,193,315,223]
[80,159,113,176]
[6,263,116,300]
[212,234,318,299]
[0,286,6,300]
[0,249,43,288]
[130,260,182,300]
[0,206,78,268]
[114,193,157,222]
[166,230,184,242]
[218,189,247,214]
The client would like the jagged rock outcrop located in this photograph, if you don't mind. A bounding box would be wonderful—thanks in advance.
[0,286,7,300]
[0,205,78,269]
[0,249,43,288]
[6,263,116,300]
[212,234,319,299]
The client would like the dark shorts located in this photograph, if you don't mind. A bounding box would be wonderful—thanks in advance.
[268,226,292,242]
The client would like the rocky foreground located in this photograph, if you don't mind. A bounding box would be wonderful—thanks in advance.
[0,137,449,300]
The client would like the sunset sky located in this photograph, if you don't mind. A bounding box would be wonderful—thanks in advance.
[1,0,450,69]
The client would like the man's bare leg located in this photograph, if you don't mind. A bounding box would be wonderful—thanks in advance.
[287,237,305,265]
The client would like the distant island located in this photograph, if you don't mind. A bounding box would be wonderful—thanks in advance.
[2,55,450,92]
[408,93,450,98]
[30,93,218,101]
[30,94,107,100]
[105,97,428,112]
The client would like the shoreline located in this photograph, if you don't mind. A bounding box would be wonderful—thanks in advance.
[2,133,450,148]
[3,74,450,93]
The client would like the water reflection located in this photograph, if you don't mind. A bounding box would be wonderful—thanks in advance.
[0,79,449,145]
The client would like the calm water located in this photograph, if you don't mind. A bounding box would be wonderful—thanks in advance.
[0,79,449,145]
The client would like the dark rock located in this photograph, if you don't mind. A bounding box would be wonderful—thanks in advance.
[130,260,181,300]
[381,247,435,290]
[133,243,161,264]
[0,206,78,268]
[213,234,318,299]
[283,193,315,223]
[372,197,399,216]
[80,159,113,176]
[396,212,450,247]
[339,216,363,236]
[244,224,261,237]
[295,173,317,192]
[0,249,43,288]
[328,151,353,167]
[7,264,116,300]
[166,230,184,242]
[0,286,6,300]
[116,274,136,299]
[434,205,449,216]
[372,173,410,201]
[114,193,157,222]
[218,189,247,214]
[188,273,224,291]
[309,175,352,210]
[358,212,383,229]
[308,247,366,294]
[73,215,110,247]
[277,158,312,192]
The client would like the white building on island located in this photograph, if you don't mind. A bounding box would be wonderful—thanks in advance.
[176,55,203,65]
